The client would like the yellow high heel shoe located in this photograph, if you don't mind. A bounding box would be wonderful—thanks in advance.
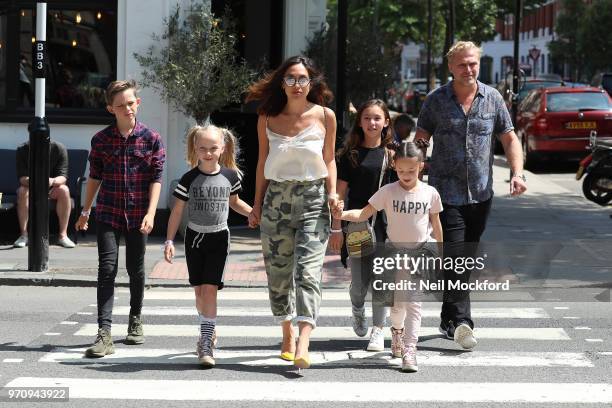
[293,354,310,369]
[280,351,295,361]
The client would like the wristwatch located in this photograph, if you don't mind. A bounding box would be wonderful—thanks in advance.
[511,172,527,182]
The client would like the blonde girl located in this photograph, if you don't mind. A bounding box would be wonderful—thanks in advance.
[164,125,252,367]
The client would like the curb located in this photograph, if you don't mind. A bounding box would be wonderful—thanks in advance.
[0,273,351,289]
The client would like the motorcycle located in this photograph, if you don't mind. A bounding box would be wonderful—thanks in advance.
[576,130,612,206]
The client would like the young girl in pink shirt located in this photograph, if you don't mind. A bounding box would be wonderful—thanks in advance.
[334,141,443,372]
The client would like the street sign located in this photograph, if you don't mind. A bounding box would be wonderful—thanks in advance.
[529,47,541,61]
[32,41,47,78]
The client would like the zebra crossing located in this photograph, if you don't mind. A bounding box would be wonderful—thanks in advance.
[4,287,612,406]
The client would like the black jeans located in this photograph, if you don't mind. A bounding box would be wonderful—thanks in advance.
[97,222,147,330]
[440,198,492,329]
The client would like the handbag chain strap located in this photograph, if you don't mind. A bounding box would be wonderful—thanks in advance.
[371,149,388,230]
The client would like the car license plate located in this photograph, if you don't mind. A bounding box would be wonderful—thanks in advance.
[566,121,596,129]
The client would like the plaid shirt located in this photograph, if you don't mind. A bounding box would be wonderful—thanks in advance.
[88,121,165,230]
[417,81,514,206]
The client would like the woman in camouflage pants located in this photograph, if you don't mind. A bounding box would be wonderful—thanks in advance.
[246,56,340,370]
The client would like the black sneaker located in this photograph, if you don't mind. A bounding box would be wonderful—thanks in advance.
[438,320,455,340]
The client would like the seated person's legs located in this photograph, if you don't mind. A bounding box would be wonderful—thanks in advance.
[49,184,75,247]
[14,186,29,247]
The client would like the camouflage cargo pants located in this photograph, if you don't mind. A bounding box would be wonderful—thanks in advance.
[260,179,330,328]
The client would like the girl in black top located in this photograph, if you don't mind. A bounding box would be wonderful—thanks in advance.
[331,99,393,352]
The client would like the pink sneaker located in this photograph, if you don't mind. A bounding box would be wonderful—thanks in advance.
[390,327,405,358]
[401,344,418,372]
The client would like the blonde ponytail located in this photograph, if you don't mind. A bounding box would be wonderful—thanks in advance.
[219,127,243,179]
[185,125,204,168]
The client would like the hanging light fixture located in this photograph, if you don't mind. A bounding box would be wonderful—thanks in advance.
[97,11,102,20]
[75,12,81,24]
[31,36,36,43]
[72,39,77,47]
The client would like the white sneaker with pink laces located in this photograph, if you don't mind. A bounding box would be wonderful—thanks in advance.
[401,344,418,372]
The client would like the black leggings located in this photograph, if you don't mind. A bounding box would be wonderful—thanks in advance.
[96,222,147,330]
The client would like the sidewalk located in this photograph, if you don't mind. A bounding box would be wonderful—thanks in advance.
[1,157,610,288]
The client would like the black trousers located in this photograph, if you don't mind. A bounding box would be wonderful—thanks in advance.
[440,198,492,329]
[96,222,147,330]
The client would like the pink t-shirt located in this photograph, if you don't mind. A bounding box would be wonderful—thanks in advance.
[368,181,442,246]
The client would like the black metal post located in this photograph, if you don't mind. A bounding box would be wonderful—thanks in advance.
[449,0,455,45]
[512,0,522,125]
[28,2,49,272]
[337,0,348,143]
[426,0,432,93]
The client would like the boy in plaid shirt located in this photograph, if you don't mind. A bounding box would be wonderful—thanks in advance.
[76,80,165,357]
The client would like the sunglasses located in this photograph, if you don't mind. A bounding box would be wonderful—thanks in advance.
[283,76,311,87]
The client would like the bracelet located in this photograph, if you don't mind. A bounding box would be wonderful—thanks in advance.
[330,229,342,233]
[164,240,174,246]
[80,210,91,217]
[328,193,339,199]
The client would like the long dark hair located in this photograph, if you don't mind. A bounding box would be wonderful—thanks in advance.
[245,56,334,116]
[337,99,393,168]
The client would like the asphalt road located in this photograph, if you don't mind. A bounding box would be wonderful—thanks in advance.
[1,285,611,407]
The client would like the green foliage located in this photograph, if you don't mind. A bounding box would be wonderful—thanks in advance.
[307,0,508,106]
[134,1,254,124]
[579,0,612,77]
[549,0,612,81]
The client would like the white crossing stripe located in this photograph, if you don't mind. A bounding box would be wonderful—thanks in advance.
[6,378,612,403]
[2,358,24,363]
[112,306,549,318]
[143,291,350,300]
[141,290,534,301]
[39,348,593,368]
[74,324,571,340]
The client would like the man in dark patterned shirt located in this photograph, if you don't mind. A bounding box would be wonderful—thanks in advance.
[75,80,165,357]
[415,41,527,350]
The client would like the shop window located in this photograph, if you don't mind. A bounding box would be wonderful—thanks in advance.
[0,0,117,123]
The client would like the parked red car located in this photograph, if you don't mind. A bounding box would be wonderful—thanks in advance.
[515,87,612,167]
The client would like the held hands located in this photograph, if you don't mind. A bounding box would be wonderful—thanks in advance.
[248,205,261,228]
[331,200,344,220]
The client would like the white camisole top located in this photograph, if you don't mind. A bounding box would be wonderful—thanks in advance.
[264,119,328,182]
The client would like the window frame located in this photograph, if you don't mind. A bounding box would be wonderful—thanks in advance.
[0,0,117,124]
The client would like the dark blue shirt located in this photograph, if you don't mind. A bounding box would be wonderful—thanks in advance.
[417,81,514,205]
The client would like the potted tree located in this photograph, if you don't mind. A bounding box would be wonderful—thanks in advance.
[134,1,254,234]
[134,1,253,125]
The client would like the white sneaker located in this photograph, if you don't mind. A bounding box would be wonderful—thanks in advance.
[401,344,418,372]
[454,323,477,350]
[351,307,368,337]
[58,236,76,248]
[366,326,385,351]
[13,235,28,248]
